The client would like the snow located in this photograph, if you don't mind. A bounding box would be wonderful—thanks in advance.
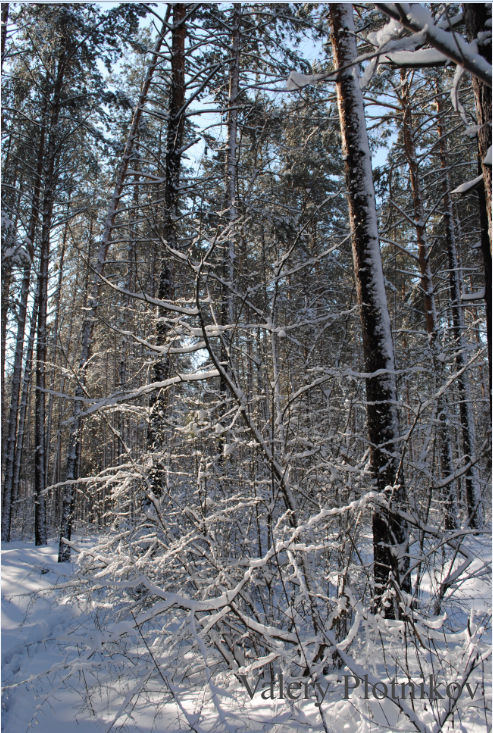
[1,539,97,732]
[2,8,491,731]
[367,17,401,48]
[359,18,402,90]
[465,124,483,138]
[462,289,486,301]
[2,532,490,733]
[286,71,326,91]
[124,170,164,183]
[61,368,220,424]
[379,2,492,86]
[1,211,32,267]
[383,48,447,66]
[451,173,484,195]
[451,64,468,125]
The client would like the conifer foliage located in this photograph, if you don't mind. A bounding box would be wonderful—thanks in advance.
[1,4,491,732]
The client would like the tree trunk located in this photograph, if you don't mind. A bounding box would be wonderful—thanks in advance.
[220,4,241,395]
[1,115,44,541]
[44,219,68,483]
[34,58,66,546]
[463,3,492,408]
[162,4,186,252]
[463,4,492,250]
[329,4,410,605]
[2,263,32,541]
[436,92,483,530]
[58,14,170,561]
[400,73,456,530]
[1,221,15,438]
[118,154,140,464]
[34,197,53,545]
[1,3,8,70]
[477,173,492,403]
[12,290,38,515]
[146,3,187,501]
[400,73,438,341]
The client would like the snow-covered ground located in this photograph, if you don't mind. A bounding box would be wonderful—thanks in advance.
[2,537,491,733]
[1,539,100,732]
[0,540,323,732]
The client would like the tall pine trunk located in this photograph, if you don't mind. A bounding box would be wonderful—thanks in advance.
[329,4,410,605]
[400,73,456,530]
[44,220,68,483]
[463,3,492,407]
[436,91,483,530]
[34,58,66,546]
[463,4,492,249]
[219,4,241,396]
[2,117,46,541]
[1,3,8,70]
[2,263,32,540]
[12,291,38,515]
[58,15,170,561]
[477,174,492,402]
[146,3,187,501]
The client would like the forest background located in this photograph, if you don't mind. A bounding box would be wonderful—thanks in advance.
[1,3,491,732]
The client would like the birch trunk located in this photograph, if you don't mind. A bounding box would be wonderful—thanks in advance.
[329,4,410,604]
[58,15,170,561]
[436,92,483,530]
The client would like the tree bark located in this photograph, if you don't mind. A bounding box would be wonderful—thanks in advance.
[463,3,492,410]
[329,4,410,605]
[34,56,66,546]
[44,219,68,483]
[400,73,456,530]
[2,262,31,540]
[1,210,17,439]
[58,13,170,561]
[34,198,52,545]
[12,290,38,515]
[463,4,492,251]
[220,4,241,395]
[477,174,492,402]
[146,3,187,501]
[1,114,44,541]
[1,3,8,70]
[400,72,438,341]
[2,263,32,540]
[436,91,483,530]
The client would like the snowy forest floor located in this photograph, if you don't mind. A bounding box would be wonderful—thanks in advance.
[1,536,492,733]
